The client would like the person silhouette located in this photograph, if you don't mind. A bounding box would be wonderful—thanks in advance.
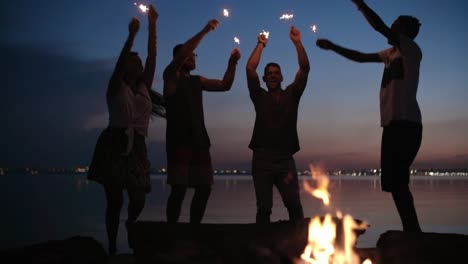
[316,0,423,232]
[246,25,310,223]
[163,19,241,224]
[87,5,165,254]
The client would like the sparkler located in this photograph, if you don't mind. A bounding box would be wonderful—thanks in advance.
[260,30,270,39]
[133,2,149,13]
[234,36,240,46]
[223,8,230,18]
[311,24,319,40]
[279,13,294,20]
[280,13,294,26]
[218,8,230,21]
[311,24,318,33]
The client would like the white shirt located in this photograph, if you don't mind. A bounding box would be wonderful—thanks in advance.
[378,35,422,126]
[108,82,152,153]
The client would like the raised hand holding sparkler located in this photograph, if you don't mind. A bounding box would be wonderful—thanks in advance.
[148,4,158,22]
[203,19,220,33]
[259,30,269,40]
[229,47,241,63]
[289,25,301,43]
[258,31,269,48]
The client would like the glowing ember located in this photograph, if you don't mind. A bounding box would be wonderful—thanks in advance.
[280,13,294,20]
[234,36,240,45]
[311,24,318,33]
[134,3,149,13]
[260,30,270,39]
[223,8,229,17]
[300,164,372,264]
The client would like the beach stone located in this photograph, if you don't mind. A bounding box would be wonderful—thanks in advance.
[377,230,468,264]
[0,236,107,264]
[129,217,367,264]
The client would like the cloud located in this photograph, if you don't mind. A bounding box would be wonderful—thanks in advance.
[0,41,112,168]
[0,41,171,169]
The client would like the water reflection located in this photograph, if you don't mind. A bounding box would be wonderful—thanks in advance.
[2,173,467,251]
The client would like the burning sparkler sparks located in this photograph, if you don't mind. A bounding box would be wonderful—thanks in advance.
[311,24,318,33]
[134,2,149,13]
[279,13,294,20]
[234,36,240,45]
[310,24,320,42]
[223,8,230,18]
[260,30,270,39]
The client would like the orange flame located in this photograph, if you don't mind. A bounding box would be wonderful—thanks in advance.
[304,164,330,206]
[301,214,336,263]
[300,164,372,264]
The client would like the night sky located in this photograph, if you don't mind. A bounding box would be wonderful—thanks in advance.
[2,0,467,170]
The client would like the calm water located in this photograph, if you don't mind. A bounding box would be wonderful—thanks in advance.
[1,173,468,252]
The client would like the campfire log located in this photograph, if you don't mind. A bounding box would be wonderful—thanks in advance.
[129,217,367,264]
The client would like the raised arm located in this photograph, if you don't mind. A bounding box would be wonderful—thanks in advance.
[201,48,241,92]
[351,0,399,46]
[316,39,382,63]
[246,34,268,96]
[289,26,310,92]
[107,18,139,97]
[163,19,219,97]
[142,5,158,91]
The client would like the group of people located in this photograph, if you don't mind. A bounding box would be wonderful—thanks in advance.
[88,0,424,254]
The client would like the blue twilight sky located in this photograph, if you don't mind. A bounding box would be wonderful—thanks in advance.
[2,0,467,170]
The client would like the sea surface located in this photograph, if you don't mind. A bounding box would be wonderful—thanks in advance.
[1,173,468,253]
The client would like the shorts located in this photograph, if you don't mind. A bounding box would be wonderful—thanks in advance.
[166,146,213,187]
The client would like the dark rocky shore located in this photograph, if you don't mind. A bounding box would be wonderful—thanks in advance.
[2,219,468,264]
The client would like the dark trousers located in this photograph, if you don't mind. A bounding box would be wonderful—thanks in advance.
[252,151,304,223]
[381,120,423,232]
[166,184,212,224]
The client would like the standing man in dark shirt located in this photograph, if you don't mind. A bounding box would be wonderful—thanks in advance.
[163,19,241,224]
[246,25,310,223]
[316,0,423,232]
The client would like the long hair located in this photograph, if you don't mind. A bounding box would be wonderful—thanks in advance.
[149,90,166,118]
[128,52,166,118]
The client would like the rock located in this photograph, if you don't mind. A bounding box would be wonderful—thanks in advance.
[377,230,468,264]
[0,236,107,264]
[107,253,135,264]
[129,217,367,264]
